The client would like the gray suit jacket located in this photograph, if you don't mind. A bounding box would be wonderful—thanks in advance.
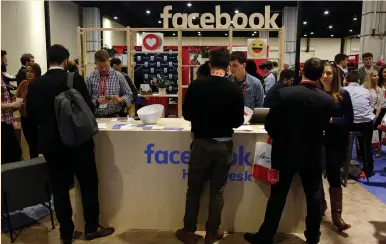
[358,65,380,85]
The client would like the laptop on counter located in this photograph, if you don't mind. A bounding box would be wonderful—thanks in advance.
[250,108,270,124]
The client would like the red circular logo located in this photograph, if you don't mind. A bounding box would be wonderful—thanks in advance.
[143,34,160,51]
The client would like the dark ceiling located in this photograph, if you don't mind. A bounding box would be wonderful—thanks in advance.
[76,1,362,38]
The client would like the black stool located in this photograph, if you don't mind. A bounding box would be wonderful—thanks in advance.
[342,131,370,186]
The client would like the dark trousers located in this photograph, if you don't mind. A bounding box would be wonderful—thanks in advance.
[325,145,345,188]
[43,141,99,239]
[1,122,21,164]
[256,168,322,243]
[351,121,374,173]
[20,116,38,159]
[375,108,386,145]
[183,138,233,232]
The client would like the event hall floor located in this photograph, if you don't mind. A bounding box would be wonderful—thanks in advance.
[1,180,386,244]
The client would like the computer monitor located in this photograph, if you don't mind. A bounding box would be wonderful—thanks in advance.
[251,108,270,124]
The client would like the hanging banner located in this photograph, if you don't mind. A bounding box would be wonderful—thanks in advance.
[247,38,268,59]
[142,33,164,53]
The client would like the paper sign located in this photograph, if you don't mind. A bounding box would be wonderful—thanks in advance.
[247,39,268,59]
[142,33,164,53]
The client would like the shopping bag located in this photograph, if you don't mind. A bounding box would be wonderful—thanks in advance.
[378,113,386,132]
[372,130,380,149]
[252,138,279,184]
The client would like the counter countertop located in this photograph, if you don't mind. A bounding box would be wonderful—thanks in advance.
[96,118,267,134]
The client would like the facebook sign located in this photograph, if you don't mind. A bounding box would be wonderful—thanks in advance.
[144,143,253,182]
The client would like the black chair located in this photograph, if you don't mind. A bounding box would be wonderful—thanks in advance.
[1,157,55,243]
[342,131,370,187]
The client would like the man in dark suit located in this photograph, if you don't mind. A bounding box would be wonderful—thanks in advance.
[263,69,295,108]
[244,58,335,244]
[27,45,114,244]
[16,53,34,86]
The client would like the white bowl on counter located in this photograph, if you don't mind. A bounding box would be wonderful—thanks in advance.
[137,104,164,125]
[244,106,253,124]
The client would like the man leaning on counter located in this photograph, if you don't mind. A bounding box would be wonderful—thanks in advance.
[85,50,133,118]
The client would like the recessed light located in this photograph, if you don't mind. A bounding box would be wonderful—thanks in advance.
[198,31,201,34]
[158,20,161,24]
[303,21,307,25]
[187,3,192,7]
[146,10,150,14]
[324,10,329,15]
[349,29,353,32]
[192,16,196,19]
[235,10,239,14]
[252,34,255,36]
[329,25,333,29]
[353,17,357,21]
[225,33,228,36]
[173,33,176,36]
[114,16,118,20]
[331,34,334,37]
[254,31,257,34]
[310,32,314,35]
[198,33,201,36]
[304,34,307,37]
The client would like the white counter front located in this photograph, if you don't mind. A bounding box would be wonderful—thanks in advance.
[75,118,306,233]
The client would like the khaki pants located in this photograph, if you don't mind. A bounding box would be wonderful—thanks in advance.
[183,138,233,232]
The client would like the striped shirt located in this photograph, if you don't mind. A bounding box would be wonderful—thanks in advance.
[85,68,133,117]
[1,80,13,125]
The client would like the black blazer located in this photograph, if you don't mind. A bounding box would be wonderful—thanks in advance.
[16,66,26,86]
[265,82,335,172]
[27,69,94,153]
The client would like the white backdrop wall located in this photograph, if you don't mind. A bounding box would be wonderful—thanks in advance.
[1,1,47,75]
[102,17,126,48]
[49,1,80,59]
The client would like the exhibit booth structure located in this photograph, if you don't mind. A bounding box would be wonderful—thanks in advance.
[74,24,308,234]
[76,26,285,117]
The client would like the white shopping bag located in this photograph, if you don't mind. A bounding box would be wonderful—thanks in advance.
[372,130,380,149]
[252,140,279,184]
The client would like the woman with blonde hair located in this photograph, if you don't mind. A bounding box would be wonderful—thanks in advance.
[363,70,382,157]
[318,61,353,231]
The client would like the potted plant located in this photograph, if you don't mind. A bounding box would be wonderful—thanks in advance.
[152,74,170,95]
[102,45,118,58]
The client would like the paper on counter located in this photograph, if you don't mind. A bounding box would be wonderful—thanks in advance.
[142,125,164,130]
[257,125,265,130]
[234,125,254,131]
[98,123,107,129]
[110,118,118,122]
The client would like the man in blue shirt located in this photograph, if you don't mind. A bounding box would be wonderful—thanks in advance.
[228,52,264,109]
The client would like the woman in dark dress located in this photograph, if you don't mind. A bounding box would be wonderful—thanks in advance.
[318,61,353,231]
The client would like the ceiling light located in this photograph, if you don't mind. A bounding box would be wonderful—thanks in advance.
[225,33,228,36]
[198,33,201,36]
[114,16,118,20]
[187,3,192,7]
[349,29,353,32]
[254,31,257,34]
[198,31,201,34]
[235,10,239,14]
[331,34,334,37]
[353,17,357,21]
[158,20,161,24]
[303,21,307,25]
[173,33,176,36]
[146,10,150,14]
[310,32,314,35]
[192,16,196,19]
[304,34,307,37]
[324,10,329,15]
[252,34,255,36]
[329,25,333,29]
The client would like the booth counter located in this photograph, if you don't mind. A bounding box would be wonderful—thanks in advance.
[74,118,306,233]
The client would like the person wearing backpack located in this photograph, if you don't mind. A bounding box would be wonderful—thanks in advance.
[27,44,114,244]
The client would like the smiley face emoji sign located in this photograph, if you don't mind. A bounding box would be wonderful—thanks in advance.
[247,38,267,59]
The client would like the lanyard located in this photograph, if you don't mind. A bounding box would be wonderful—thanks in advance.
[99,76,107,97]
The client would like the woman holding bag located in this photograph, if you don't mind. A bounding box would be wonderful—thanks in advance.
[318,61,353,231]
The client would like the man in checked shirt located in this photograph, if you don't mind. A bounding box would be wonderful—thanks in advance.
[86,50,133,118]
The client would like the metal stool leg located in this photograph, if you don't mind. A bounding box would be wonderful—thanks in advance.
[3,193,15,243]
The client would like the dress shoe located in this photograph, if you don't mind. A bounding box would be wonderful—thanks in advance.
[175,228,202,244]
[205,229,224,244]
[85,225,115,240]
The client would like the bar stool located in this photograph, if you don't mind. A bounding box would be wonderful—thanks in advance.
[342,131,370,186]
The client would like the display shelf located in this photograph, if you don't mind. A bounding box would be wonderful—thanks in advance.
[138,93,178,98]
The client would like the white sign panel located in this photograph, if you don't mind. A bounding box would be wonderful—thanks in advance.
[247,39,268,59]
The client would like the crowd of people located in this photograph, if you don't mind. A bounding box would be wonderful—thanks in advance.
[1,44,386,244]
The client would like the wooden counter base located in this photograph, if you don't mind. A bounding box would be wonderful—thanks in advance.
[75,119,306,233]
